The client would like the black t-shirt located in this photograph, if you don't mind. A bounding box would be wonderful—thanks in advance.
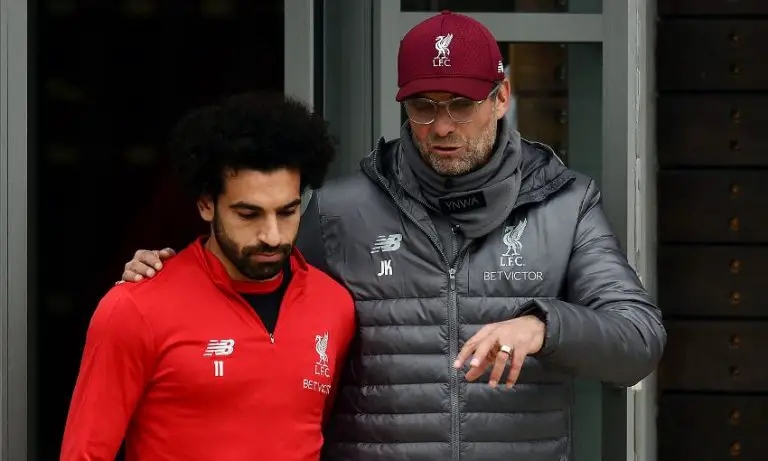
[238,262,292,334]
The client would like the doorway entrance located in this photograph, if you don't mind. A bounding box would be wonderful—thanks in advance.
[2,0,320,457]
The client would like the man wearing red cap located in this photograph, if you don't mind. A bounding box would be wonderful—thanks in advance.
[121,12,666,461]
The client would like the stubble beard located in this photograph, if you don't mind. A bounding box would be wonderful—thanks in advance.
[413,115,499,176]
[213,211,292,281]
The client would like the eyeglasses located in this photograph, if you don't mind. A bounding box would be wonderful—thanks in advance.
[403,85,501,125]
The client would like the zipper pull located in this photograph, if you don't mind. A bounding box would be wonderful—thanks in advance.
[270,334,275,344]
[449,268,456,290]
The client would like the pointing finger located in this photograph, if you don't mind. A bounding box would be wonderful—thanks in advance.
[464,338,496,382]
[454,328,492,369]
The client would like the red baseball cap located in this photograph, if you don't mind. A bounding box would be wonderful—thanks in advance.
[396,11,505,102]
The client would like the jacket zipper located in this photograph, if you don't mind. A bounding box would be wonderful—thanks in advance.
[369,146,466,461]
[232,275,300,345]
[449,227,473,461]
[234,296,278,344]
[449,226,460,461]
[448,266,459,461]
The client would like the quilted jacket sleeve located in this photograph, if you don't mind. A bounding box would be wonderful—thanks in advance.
[529,179,666,387]
[297,189,332,275]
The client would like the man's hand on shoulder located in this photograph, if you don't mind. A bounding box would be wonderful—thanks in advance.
[453,315,546,389]
[118,248,176,283]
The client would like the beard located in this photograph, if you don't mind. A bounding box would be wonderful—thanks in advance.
[413,116,499,176]
[212,212,293,281]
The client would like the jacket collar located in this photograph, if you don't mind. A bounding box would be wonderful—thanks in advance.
[361,134,576,212]
[190,236,308,297]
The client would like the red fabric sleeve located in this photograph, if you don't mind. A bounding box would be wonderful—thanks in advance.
[323,359,344,426]
[323,292,356,425]
[60,287,155,461]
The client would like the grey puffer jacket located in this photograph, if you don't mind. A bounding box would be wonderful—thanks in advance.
[297,137,666,461]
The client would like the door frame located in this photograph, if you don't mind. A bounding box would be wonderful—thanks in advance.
[284,0,315,108]
[284,0,319,210]
[0,0,320,456]
[1,0,29,458]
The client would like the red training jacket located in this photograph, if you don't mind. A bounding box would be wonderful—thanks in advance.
[60,239,356,461]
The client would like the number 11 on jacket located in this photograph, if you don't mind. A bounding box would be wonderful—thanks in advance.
[214,360,224,377]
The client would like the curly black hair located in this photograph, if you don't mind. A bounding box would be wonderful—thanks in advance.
[168,91,336,199]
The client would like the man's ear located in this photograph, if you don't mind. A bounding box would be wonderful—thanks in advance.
[493,79,512,120]
[197,195,215,223]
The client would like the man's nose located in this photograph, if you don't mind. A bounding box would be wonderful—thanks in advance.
[258,216,282,248]
[431,107,456,138]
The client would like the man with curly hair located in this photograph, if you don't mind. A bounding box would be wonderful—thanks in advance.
[60,93,356,461]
